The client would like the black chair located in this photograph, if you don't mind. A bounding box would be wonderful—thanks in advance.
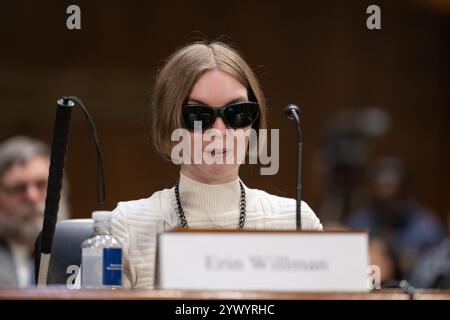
[35,219,94,285]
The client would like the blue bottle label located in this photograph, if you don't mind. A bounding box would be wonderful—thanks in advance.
[103,248,122,286]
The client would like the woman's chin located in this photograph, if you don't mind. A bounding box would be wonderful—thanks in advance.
[202,163,238,177]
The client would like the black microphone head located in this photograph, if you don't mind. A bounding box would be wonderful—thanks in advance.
[284,104,300,120]
[57,97,76,108]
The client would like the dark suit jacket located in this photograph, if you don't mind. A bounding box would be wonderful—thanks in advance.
[0,238,18,286]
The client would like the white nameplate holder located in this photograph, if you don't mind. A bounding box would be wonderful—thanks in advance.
[156,230,369,292]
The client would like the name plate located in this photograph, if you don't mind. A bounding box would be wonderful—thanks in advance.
[156,230,369,292]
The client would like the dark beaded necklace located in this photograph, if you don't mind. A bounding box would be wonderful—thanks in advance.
[174,179,246,229]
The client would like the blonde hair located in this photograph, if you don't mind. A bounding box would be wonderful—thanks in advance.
[150,41,267,160]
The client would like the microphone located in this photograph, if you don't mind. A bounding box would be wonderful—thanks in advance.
[284,104,302,230]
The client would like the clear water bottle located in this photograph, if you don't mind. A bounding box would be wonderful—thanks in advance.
[81,211,122,288]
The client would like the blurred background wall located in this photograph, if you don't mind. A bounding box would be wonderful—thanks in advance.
[0,0,448,223]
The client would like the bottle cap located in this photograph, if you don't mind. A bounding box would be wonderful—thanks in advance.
[92,211,112,221]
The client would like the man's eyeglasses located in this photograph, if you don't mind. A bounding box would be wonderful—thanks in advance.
[0,179,47,197]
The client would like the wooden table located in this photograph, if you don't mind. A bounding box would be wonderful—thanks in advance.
[1,287,448,300]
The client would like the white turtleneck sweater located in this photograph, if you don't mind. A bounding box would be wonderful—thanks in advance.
[111,173,323,289]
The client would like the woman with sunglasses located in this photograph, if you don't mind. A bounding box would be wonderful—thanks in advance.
[111,41,323,289]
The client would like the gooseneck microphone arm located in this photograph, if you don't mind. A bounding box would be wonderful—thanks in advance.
[284,104,302,230]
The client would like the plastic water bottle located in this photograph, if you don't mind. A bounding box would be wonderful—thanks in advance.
[81,211,122,288]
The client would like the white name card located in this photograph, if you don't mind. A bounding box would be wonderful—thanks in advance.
[156,230,369,292]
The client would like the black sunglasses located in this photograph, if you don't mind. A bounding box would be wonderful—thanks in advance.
[182,101,260,130]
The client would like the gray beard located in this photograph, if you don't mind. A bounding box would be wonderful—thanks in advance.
[0,202,45,247]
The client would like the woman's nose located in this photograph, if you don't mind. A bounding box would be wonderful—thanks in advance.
[211,116,228,132]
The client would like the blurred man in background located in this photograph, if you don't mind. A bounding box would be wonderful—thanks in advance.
[0,136,69,287]
[409,210,450,289]
[316,107,391,226]
[346,158,445,283]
